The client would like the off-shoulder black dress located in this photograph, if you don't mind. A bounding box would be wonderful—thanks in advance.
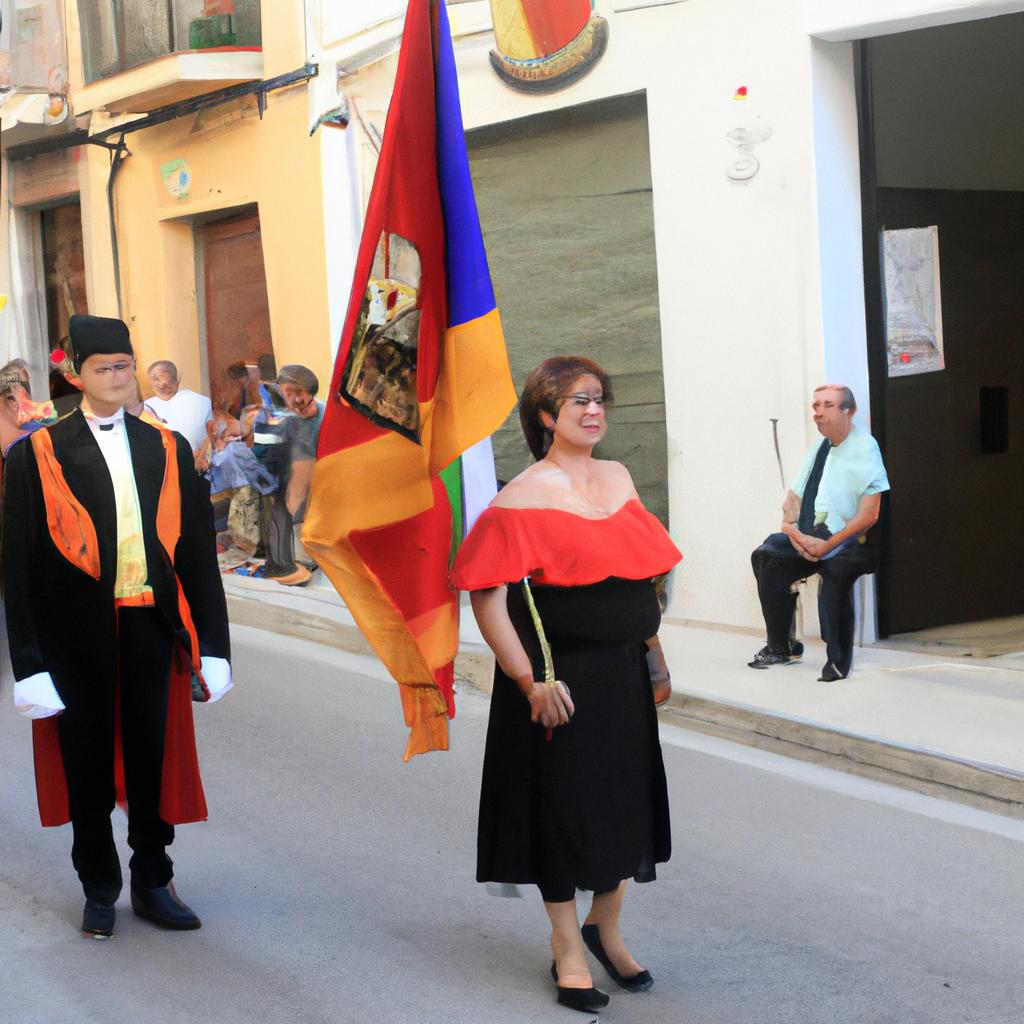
[451,499,682,902]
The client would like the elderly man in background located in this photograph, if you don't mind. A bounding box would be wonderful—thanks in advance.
[749,385,890,682]
[147,360,212,454]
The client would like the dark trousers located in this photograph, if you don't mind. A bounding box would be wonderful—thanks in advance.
[750,531,879,677]
[58,608,175,903]
[260,493,297,577]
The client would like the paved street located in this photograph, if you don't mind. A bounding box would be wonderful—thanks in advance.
[2,623,1023,1024]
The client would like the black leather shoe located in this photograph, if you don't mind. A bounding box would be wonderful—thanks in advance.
[131,881,201,930]
[581,923,653,992]
[550,960,610,1013]
[81,899,116,938]
[818,661,848,682]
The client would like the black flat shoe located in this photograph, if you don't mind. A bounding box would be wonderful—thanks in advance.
[131,881,201,930]
[551,960,610,1013]
[81,898,116,938]
[581,923,653,992]
[818,661,848,682]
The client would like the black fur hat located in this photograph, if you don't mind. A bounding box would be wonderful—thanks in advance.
[68,314,133,372]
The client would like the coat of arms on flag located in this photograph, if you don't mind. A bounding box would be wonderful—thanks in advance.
[303,0,517,759]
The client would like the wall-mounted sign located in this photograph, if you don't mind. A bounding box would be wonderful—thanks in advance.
[161,158,192,200]
[882,225,945,377]
[488,0,608,92]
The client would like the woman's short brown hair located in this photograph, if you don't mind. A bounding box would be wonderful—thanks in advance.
[518,356,613,460]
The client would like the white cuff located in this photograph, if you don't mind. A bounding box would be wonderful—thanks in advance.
[200,657,233,702]
[13,672,65,719]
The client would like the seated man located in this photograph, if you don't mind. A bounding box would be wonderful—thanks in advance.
[749,385,890,682]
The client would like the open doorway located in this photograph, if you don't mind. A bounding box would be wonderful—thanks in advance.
[41,201,89,347]
[858,14,1024,655]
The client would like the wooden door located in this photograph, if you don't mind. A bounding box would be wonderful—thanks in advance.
[201,209,274,395]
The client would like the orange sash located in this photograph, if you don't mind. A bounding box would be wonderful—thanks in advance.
[30,430,101,580]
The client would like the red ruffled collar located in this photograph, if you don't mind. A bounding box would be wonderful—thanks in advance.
[450,498,681,590]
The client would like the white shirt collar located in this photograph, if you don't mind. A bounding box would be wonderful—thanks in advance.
[82,405,126,434]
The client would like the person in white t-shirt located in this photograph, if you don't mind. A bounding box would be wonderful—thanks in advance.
[146,361,212,453]
[749,385,890,682]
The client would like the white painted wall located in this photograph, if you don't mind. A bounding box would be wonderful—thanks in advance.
[810,37,878,641]
[312,0,408,48]
[319,123,363,360]
[804,0,1024,40]
[811,40,869,399]
[635,0,830,629]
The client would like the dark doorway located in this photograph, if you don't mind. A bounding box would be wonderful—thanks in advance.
[41,201,89,347]
[858,15,1024,638]
[873,189,1024,633]
[199,207,274,391]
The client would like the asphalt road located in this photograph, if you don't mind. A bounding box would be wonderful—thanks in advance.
[2,623,1022,1024]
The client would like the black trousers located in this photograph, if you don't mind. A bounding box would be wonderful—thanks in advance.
[260,493,297,577]
[750,530,879,677]
[57,608,175,903]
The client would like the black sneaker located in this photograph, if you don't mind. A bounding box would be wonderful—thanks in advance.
[748,643,803,669]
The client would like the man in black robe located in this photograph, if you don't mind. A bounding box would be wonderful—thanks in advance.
[2,314,231,938]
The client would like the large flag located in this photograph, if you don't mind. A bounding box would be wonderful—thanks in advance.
[302,0,516,760]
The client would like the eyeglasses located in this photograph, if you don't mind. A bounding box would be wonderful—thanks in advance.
[89,361,135,376]
[563,392,605,408]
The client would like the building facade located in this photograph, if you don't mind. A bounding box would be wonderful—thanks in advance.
[1,0,343,402]
[326,0,1024,641]
[4,0,1022,642]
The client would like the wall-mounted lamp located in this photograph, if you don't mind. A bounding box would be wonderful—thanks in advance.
[725,86,771,184]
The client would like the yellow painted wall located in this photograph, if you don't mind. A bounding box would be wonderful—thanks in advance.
[78,85,331,397]
[260,0,307,79]
[68,0,331,396]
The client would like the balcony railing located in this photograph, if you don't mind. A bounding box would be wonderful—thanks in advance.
[77,0,261,85]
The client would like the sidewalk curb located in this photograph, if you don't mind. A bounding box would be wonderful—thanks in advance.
[658,692,1024,820]
[225,590,1024,820]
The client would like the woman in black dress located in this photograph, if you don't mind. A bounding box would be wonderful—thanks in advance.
[450,356,680,1013]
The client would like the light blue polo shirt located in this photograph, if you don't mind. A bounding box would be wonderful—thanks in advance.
[792,426,890,534]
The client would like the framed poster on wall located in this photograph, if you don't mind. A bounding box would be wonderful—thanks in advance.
[882,225,945,377]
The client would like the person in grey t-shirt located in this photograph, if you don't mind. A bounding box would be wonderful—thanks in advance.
[259,365,324,586]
